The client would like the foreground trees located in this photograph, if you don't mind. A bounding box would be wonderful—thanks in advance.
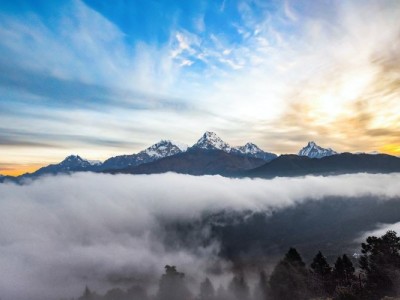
[75,230,400,300]
[359,230,400,299]
[157,265,191,300]
[269,248,309,299]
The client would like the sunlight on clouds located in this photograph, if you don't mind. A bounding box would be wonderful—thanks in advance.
[1,0,400,172]
[380,144,400,156]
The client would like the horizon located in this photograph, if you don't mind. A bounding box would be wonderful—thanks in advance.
[1,130,390,176]
[1,0,400,175]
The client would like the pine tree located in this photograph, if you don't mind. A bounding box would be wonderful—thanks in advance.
[157,265,191,300]
[78,286,93,300]
[269,248,309,300]
[333,254,355,287]
[359,230,400,299]
[310,251,333,296]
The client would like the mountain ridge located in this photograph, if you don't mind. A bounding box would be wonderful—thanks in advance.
[2,132,398,182]
[248,152,400,178]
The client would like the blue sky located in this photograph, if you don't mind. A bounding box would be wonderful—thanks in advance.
[1,0,400,174]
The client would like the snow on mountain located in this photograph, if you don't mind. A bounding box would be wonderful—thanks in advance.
[298,141,337,159]
[354,151,380,155]
[191,132,277,161]
[101,140,188,170]
[234,143,265,155]
[58,155,93,169]
[142,140,188,159]
[231,143,277,161]
[192,131,231,151]
[22,155,97,178]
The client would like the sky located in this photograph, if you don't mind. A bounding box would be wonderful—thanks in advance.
[1,0,400,175]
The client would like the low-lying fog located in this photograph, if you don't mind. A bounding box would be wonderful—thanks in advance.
[1,172,400,300]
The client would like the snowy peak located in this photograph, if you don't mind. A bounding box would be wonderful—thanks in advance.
[141,140,188,159]
[234,143,263,155]
[101,140,188,170]
[298,141,337,159]
[232,142,277,161]
[26,154,98,177]
[59,155,92,168]
[192,133,277,161]
[192,131,231,151]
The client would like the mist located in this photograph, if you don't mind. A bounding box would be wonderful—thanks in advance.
[1,172,400,300]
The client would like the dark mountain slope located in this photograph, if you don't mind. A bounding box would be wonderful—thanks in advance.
[110,148,266,176]
[249,153,400,178]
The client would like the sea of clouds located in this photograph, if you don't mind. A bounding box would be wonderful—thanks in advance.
[1,172,400,299]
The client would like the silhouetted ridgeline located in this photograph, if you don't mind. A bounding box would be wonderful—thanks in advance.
[248,153,400,178]
[3,151,400,183]
[70,231,400,300]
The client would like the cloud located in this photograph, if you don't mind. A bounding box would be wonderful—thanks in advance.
[283,0,298,22]
[1,172,400,299]
[358,222,400,244]
[2,0,400,171]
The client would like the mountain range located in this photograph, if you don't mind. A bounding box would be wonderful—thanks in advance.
[2,131,400,182]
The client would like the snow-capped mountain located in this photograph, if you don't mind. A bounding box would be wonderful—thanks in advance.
[21,155,98,178]
[11,132,278,180]
[56,155,94,170]
[298,141,337,159]
[231,143,277,161]
[192,131,232,151]
[101,140,188,170]
[144,140,188,158]
[191,132,277,161]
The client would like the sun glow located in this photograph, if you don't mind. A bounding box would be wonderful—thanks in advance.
[1,164,44,176]
[380,144,400,156]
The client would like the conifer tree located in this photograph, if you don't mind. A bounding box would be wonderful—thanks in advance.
[310,251,333,296]
[78,286,94,300]
[359,230,400,299]
[269,248,309,300]
[333,254,355,287]
[157,265,191,300]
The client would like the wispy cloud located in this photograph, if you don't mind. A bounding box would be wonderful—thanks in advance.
[1,0,400,172]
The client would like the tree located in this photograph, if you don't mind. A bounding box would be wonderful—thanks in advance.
[228,273,250,300]
[310,251,333,296]
[269,248,309,300]
[199,277,215,300]
[359,230,400,299]
[157,265,191,300]
[78,286,95,300]
[333,254,355,288]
